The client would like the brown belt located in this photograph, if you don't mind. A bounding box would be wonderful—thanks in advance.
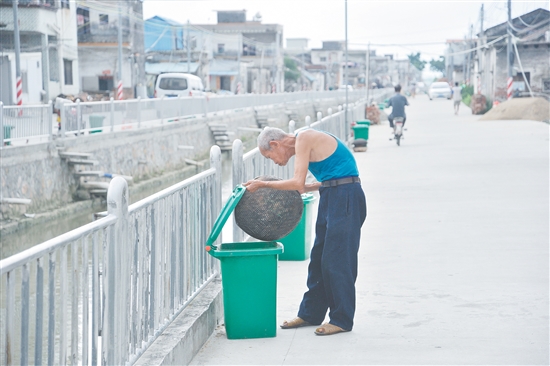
[321,176,361,187]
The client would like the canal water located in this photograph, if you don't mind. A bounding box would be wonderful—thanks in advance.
[1,147,247,261]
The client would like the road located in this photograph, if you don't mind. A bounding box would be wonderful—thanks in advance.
[190,94,549,365]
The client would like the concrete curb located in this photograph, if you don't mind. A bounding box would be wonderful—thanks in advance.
[134,277,223,366]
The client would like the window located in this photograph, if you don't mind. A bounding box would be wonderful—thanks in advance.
[158,77,188,91]
[320,57,326,62]
[77,8,90,36]
[217,44,225,54]
[99,14,108,26]
[60,0,69,9]
[63,59,73,85]
[543,79,550,93]
[99,76,114,91]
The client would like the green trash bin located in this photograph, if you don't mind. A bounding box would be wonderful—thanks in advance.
[356,119,371,126]
[378,103,385,110]
[89,115,105,133]
[352,125,369,140]
[206,185,284,339]
[3,125,14,145]
[279,193,316,261]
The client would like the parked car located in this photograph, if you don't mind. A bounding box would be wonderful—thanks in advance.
[154,73,205,98]
[428,82,452,100]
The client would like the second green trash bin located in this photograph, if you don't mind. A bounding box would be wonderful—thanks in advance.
[206,185,284,339]
[352,124,369,140]
[89,115,105,134]
[278,193,316,261]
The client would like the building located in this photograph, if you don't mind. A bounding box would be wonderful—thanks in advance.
[196,10,283,93]
[445,40,469,83]
[76,0,146,99]
[476,8,550,100]
[0,0,80,104]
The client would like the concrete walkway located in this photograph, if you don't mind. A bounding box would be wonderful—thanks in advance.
[190,95,549,365]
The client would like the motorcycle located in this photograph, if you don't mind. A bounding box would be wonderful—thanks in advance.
[389,117,405,146]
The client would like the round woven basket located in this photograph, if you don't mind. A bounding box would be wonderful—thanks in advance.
[235,176,303,241]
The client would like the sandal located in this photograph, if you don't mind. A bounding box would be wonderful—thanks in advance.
[280,317,312,329]
[314,323,348,336]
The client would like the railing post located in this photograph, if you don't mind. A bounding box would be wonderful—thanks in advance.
[328,107,332,116]
[0,102,4,146]
[137,97,142,129]
[161,96,166,124]
[110,97,115,132]
[76,99,81,136]
[104,177,129,366]
[47,100,53,140]
[232,139,243,242]
[305,115,311,128]
[61,102,67,138]
[210,145,222,217]
[288,120,295,134]
[317,111,322,121]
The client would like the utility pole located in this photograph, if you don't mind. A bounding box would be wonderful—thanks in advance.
[477,3,484,95]
[366,43,370,104]
[117,5,123,100]
[187,20,191,73]
[466,24,473,84]
[344,0,348,127]
[507,0,513,100]
[12,0,22,106]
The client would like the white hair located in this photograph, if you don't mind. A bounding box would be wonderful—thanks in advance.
[257,127,288,150]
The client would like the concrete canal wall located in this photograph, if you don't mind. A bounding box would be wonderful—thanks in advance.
[0,99,341,227]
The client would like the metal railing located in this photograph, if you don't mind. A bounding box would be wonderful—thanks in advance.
[1,89,387,146]
[0,146,222,366]
[0,102,53,146]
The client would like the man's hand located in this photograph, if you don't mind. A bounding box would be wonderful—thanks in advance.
[300,182,321,194]
[243,179,266,192]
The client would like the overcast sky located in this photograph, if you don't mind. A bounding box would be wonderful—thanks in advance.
[143,0,548,62]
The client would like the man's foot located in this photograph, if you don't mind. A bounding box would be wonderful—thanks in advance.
[280,317,313,329]
[314,323,349,336]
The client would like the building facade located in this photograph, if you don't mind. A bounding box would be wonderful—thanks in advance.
[0,0,80,104]
[76,0,146,99]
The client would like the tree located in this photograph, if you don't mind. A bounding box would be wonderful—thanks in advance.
[407,52,426,71]
[284,57,300,82]
[429,56,445,73]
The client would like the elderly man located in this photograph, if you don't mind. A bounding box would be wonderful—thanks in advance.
[243,127,367,336]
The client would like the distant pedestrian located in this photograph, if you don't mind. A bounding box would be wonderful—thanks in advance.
[452,82,462,115]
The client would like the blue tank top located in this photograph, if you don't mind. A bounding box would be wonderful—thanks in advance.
[305,131,359,182]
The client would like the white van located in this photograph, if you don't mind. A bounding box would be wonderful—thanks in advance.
[154,73,205,98]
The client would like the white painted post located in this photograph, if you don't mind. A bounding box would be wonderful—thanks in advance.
[305,115,311,128]
[317,111,322,121]
[137,97,141,129]
[110,97,115,132]
[76,99,81,136]
[47,100,53,140]
[288,120,295,134]
[328,107,333,115]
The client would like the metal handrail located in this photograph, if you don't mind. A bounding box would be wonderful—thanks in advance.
[0,146,222,366]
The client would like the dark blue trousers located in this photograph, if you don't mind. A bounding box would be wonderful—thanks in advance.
[297,182,367,330]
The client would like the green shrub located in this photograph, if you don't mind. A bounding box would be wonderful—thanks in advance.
[463,94,472,107]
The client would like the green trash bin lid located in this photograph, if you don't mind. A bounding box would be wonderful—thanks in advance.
[356,120,371,126]
[205,184,246,250]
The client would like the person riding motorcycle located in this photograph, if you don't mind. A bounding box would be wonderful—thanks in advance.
[386,84,409,130]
